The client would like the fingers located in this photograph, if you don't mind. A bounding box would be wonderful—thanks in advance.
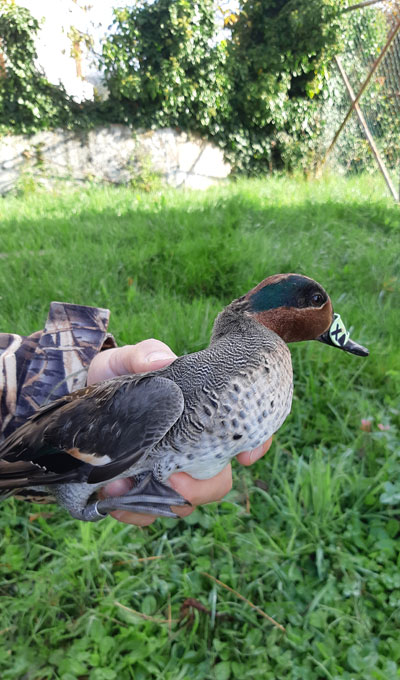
[99,466,233,524]
[100,437,273,526]
[99,478,157,526]
[168,437,273,519]
[236,437,273,466]
[169,466,233,516]
[87,339,177,385]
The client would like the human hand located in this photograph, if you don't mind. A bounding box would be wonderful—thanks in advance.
[87,339,273,526]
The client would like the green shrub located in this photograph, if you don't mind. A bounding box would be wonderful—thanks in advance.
[0,0,394,176]
[0,1,83,134]
[221,0,344,172]
[101,0,346,173]
[101,0,231,136]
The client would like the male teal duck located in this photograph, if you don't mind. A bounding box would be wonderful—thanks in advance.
[0,274,368,521]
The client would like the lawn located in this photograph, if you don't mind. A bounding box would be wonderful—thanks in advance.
[0,175,399,680]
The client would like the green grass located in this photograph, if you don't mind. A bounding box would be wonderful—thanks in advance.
[0,174,399,680]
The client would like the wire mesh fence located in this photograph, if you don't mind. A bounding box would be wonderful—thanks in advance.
[320,0,400,201]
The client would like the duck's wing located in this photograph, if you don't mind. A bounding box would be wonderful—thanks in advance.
[0,374,184,491]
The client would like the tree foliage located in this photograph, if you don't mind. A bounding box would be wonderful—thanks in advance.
[101,0,345,172]
[102,0,231,135]
[222,0,345,172]
[0,0,393,175]
[0,1,80,134]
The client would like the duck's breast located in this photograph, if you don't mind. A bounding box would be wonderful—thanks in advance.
[154,335,293,480]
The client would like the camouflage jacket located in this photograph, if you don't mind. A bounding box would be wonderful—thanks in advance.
[0,302,116,443]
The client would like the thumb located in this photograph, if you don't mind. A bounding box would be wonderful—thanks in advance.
[87,339,177,384]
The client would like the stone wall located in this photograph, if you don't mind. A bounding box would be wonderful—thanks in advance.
[0,125,231,195]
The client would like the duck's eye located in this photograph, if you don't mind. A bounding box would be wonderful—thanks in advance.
[311,293,324,306]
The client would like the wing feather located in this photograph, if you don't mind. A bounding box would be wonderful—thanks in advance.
[0,374,184,489]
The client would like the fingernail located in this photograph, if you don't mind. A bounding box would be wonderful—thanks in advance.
[145,351,175,364]
[249,444,267,464]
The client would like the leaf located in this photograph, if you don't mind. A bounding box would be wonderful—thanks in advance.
[380,482,400,505]
[214,661,231,680]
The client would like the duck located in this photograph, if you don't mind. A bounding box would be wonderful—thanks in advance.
[0,273,368,522]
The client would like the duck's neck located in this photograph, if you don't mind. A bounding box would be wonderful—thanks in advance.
[210,297,264,343]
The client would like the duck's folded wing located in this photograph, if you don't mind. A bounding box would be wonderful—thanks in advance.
[0,374,184,489]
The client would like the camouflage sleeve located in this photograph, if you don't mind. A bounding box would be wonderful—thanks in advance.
[0,302,117,441]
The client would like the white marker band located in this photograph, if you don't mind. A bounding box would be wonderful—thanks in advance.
[329,313,350,348]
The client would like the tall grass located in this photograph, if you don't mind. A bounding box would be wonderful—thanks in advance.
[0,175,399,679]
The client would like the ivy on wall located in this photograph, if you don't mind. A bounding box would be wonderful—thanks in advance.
[102,0,231,136]
[0,0,391,174]
[0,1,83,134]
[100,0,345,172]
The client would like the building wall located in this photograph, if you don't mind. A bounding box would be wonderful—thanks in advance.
[0,125,231,194]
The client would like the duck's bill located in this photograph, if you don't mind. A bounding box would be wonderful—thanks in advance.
[317,313,369,357]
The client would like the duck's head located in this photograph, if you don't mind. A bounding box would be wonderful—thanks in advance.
[246,273,368,356]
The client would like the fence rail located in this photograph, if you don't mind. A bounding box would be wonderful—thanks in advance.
[320,0,400,202]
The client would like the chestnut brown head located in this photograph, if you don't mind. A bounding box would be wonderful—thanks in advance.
[246,273,368,356]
